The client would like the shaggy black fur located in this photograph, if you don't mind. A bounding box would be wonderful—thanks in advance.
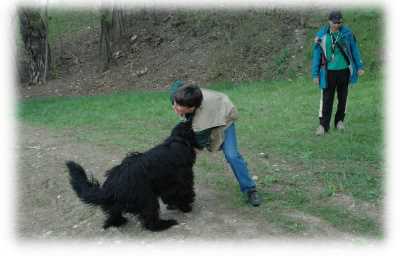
[65,121,197,232]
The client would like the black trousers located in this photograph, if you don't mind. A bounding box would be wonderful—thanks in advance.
[319,68,350,132]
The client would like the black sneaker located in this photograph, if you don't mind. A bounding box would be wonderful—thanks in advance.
[247,190,261,207]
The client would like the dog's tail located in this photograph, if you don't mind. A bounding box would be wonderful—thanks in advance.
[65,161,105,206]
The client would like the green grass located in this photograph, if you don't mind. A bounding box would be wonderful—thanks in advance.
[18,74,384,238]
[47,9,100,43]
[18,91,177,150]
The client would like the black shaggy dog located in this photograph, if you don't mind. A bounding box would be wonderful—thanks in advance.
[65,121,197,232]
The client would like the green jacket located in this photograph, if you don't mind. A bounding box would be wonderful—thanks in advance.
[170,80,238,151]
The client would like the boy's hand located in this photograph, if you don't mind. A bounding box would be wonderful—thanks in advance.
[172,102,184,117]
[172,101,195,117]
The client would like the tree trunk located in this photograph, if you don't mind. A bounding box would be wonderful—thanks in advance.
[99,8,126,71]
[19,8,51,85]
[43,6,50,82]
[111,9,126,42]
[99,9,112,71]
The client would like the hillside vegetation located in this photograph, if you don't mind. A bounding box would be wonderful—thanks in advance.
[18,8,383,96]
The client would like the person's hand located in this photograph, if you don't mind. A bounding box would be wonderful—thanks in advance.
[172,102,184,117]
[172,101,195,117]
[357,69,365,76]
[313,77,319,86]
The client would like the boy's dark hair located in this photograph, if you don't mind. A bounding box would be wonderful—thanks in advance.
[174,85,203,108]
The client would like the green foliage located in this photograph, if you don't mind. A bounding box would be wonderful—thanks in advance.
[202,9,306,82]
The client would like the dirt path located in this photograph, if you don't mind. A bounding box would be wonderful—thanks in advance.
[16,122,366,244]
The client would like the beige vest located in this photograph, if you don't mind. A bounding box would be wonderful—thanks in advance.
[193,89,238,151]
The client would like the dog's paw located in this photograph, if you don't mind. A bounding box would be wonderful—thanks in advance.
[167,204,192,212]
[178,204,192,213]
[103,216,128,229]
[146,219,178,231]
[165,219,179,226]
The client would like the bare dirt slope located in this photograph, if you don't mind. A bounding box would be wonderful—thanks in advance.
[17,10,310,99]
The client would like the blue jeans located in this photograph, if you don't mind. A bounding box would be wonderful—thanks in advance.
[221,123,256,193]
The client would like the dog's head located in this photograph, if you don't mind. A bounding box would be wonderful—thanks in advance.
[170,120,197,147]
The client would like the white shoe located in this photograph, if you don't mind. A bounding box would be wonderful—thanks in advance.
[315,125,325,136]
[336,121,345,130]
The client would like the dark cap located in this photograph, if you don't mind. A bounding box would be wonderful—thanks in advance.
[328,10,343,23]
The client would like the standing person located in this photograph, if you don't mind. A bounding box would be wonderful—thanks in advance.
[311,10,364,136]
[169,80,261,207]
